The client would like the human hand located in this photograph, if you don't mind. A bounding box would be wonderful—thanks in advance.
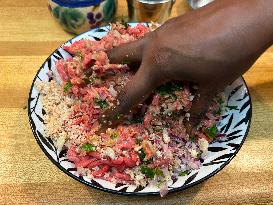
[99,0,273,134]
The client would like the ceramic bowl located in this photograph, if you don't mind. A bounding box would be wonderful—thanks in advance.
[28,23,252,196]
[48,0,117,34]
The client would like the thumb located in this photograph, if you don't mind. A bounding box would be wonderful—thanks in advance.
[185,87,215,135]
[99,63,160,129]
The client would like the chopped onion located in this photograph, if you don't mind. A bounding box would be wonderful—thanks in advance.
[109,85,117,97]
[56,136,66,151]
[206,112,217,120]
[159,184,169,197]
[216,134,226,139]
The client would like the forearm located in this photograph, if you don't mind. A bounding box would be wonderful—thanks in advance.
[207,0,273,60]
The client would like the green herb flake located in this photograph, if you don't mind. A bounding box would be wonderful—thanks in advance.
[121,17,129,29]
[189,136,197,142]
[170,93,177,101]
[92,76,102,81]
[115,114,123,120]
[63,81,73,93]
[154,167,164,177]
[83,77,91,84]
[214,107,222,115]
[179,170,190,176]
[135,138,142,145]
[140,166,163,179]
[95,99,109,109]
[145,158,153,164]
[140,166,155,178]
[217,98,224,105]
[138,148,153,163]
[81,143,97,152]
[204,125,218,139]
[110,131,118,139]
[156,82,183,97]
[138,148,146,161]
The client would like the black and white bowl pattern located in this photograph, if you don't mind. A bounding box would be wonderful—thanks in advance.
[28,23,252,196]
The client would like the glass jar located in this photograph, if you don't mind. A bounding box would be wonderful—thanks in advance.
[127,0,175,24]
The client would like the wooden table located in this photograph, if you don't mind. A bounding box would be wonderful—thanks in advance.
[0,1,272,204]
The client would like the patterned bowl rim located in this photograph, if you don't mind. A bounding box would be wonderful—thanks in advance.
[28,24,252,196]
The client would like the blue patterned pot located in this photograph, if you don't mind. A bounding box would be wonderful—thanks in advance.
[48,0,117,34]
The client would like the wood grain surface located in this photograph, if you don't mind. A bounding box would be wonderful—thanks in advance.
[0,0,272,204]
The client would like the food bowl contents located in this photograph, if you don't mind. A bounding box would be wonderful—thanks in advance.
[36,23,224,197]
[48,0,117,34]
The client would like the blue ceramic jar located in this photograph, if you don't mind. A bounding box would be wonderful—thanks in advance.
[48,0,117,34]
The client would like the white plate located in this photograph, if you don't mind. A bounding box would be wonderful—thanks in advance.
[28,23,252,196]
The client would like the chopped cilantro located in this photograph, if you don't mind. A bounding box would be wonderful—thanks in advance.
[145,158,153,164]
[140,166,163,179]
[189,136,197,142]
[110,131,118,139]
[92,76,102,81]
[121,17,129,29]
[170,93,177,101]
[140,166,154,178]
[156,82,183,97]
[204,124,218,139]
[154,167,164,177]
[138,148,146,161]
[63,81,73,93]
[83,77,91,84]
[115,114,123,120]
[179,170,190,176]
[81,144,96,152]
[214,107,222,115]
[95,99,109,109]
[217,98,224,105]
[138,148,153,164]
[226,105,238,110]
[135,138,142,145]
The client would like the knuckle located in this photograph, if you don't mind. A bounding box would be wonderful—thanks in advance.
[150,47,172,67]
[146,32,172,67]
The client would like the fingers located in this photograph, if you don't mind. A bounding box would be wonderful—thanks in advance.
[98,63,160,130]
[185,87,215,135]
[108,38,146,64]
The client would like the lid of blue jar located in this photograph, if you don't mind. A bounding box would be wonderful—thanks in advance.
[51,0,104,8]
